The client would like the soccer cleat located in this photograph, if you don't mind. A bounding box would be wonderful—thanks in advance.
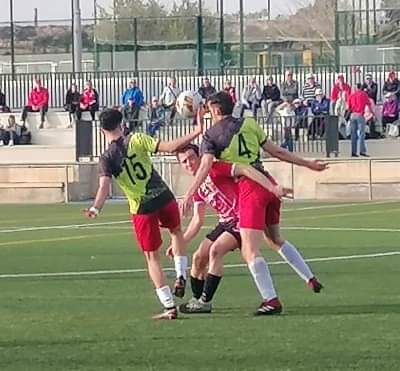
[254,297,283,316]
[152,307,178,320]
[173,276,186,298]
[308,277,324,293]
[179,297,212,314]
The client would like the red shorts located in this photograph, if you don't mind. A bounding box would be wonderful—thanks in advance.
[238,177,281,230]
[131,199,181,252]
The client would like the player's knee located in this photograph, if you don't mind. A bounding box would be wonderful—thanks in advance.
[209,244,223,261]
[192,250,208,270]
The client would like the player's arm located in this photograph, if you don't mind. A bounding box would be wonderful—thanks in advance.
[157,106,205,153]
[183,202,206,243]
[233,164,292,199]
[84,175,111,218]
[262,140,328,172]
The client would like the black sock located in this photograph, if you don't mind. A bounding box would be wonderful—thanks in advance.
[200,273,222,303]
[190,276,205,299]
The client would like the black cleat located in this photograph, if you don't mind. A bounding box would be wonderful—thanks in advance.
[173,276,186,298]
[308,277,324,293]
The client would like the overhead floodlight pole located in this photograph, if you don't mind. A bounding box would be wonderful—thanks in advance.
[73,0,83,73]
[10,0,15,79]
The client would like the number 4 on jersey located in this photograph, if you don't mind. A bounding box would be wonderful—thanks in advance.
[238,133,252,158]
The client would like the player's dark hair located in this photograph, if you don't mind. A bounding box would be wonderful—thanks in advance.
[356,83,363,90]
[176,144,200,159]
[99,108,123,131]
[207,91,234,116]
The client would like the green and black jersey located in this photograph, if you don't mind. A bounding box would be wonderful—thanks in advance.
[98,133,174,214]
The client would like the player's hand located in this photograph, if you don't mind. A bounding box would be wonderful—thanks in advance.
[272,185,293,199]
[83,207,99,219]
[194,105,206,134]
[180,194,193,217]
[306,160,329,172]
[166,245,174,260]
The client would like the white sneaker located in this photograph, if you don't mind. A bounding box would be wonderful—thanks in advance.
[0,140,4,146]
[8,140,14,146]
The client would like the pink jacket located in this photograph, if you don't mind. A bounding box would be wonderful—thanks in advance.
[331,82,351,103]
[28,87,49,107]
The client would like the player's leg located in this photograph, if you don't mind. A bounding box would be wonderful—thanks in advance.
[131,212,177,320]
[265,225,323,293]
[160,199,188,298]
[239,181,282,315]
[190,239,212,299]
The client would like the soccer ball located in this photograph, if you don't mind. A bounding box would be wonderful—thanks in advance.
[176,90,203,118]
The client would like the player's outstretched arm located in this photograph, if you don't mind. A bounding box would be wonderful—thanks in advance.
[262,140,328,172]
[234,164,293,199]
[83,176,111,218]
[180,153,214,216]
[183,202,206,243]
[157,106,205,153]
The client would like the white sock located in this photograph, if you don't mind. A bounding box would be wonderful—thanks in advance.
[278,241,314,282]
[155,285,175,309]
[174,255,188,280]
[248,257,277,301]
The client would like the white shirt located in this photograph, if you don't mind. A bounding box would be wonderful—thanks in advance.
[242,85,262,105]
[160,85,181,107]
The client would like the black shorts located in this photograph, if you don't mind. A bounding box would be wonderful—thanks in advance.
[206,221,241,245]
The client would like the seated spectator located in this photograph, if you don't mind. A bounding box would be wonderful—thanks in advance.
[160,77,180,125]
[261,76,282,123]
[21,79,49,129]
[147,96,165,137]
[223,80,237,105]
[293,98,308,140]
[281,70,299,103]
[330,73,351,111]
[0,88,10,113]
[198,77,216,100]
[364,98,381,139]
[78,81,99,121]
[309,88,330,139]
[302,73,321,105]
[383,71,400,100]
[0,115,23,146]
[382,93,399,132]
[362,73,378,104]
[64,83,81,126]
[240,77,262,118]
[120,79,144,128]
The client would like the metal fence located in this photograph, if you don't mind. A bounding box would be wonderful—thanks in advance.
[80,114,337,161]
[1,63,399,111]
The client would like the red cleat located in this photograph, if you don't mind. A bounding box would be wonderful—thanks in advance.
[308,277,324,293]
[254,297,283,316]
[152,307,178,320]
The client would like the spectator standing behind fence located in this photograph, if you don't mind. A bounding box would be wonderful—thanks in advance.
[21,79,49,129]
[293,98,308,141]
[330,73,351,111]
[383,71,400,100]
[78,81,99,122]
[362,73,378,104]
[261,76,282,123]
[122,99,141,132]
[160,77,180,125]
[309,89,330,139]
[0,88,10,113]
[223,80,237,105]
[302,73,321,105]
[121,79,144,127]
[147,96,165,137]
[382,93,399,133]
[64,83,81,126]
[240,77,262,118]
[198,77,216,100]
[281,70,299,103]
[348,83,371,157]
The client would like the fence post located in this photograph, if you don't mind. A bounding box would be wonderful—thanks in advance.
[325,115,339,157]
[196,15,204,75]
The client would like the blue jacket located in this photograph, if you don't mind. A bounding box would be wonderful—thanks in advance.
[311,97,330,115]
[121,87,144,106]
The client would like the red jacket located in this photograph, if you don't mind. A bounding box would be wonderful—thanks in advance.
[28,87,49,107]
[330,83,351,103]
[80,89,98,106]
[348,90,371,115]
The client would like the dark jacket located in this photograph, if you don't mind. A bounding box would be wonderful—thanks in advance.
[311,97,330,115]
[383,79,400,98]
[65,89,81,106]
[198,85,216,100]
[361,81,378,103]
[0,92,6,107]
[262,84,281,102]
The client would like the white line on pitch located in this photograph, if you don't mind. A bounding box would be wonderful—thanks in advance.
[0,251,399,279]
